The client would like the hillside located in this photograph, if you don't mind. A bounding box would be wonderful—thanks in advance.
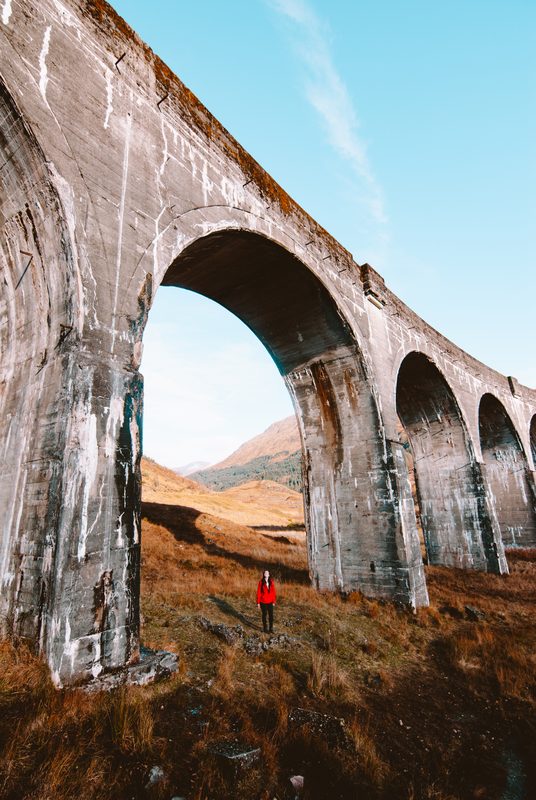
[211,416,300,468]
[192,416,303,492]
[142,456,304,532]
[1,455,535,800]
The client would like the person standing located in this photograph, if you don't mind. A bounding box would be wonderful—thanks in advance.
[256,569,276,633]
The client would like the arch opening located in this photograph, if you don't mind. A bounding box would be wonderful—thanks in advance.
[152,230,428,605]
[478,395,536,548]
[140,287,296,474]
[396,352,500,570]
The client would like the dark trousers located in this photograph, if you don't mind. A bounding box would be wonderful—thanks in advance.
[260,602,273,632]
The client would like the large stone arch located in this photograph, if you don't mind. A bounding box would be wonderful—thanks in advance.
[478,394,536,547]
[154,228,428,604]
[396,352,506,572]
[0,77,82,655]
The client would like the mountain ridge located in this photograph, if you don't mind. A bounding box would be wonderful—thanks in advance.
[191,415,302,492]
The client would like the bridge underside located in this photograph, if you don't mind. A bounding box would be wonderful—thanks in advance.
[164,231,428,605]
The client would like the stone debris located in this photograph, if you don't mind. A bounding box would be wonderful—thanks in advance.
[145,765,166,787]
[207,738,261,773]
[465,604,486,621]
[244,632,295,656]
[198,617,296,654]
[199,617,244,645]
[82,647,178,692]
[288,707,348,747]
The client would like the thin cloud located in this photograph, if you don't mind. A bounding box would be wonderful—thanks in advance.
[268,0,387,226]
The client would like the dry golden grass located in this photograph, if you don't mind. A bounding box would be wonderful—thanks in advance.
[307,651,352,702]
[142,457,304,530]
[347,715,389,788]
[1,471,535,800]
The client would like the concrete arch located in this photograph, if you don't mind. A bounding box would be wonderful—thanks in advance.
[153,228,428,603]
[478,394,536,547]
[396,352,506,571]
[0,77,82,654]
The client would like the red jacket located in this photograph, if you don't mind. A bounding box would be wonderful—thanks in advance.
[257,578,276,604]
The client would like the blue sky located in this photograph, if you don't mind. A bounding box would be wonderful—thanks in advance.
[109,0,535,468]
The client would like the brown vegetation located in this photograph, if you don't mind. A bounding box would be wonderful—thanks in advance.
[0,474,535,799]
[142,457,304,531]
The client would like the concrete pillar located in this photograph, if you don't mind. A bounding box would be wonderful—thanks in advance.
[396,353,506,572]
[288,348,428,607]
[479,395,536,548]
[44,357,143,684]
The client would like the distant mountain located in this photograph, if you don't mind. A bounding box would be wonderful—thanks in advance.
[174,460,211,477]
[191,416,303,492]
[212,417,300,468]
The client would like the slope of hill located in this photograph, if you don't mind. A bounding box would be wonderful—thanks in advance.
[192,416,303,491]
[212,416,300,468]
[142,456,304,531]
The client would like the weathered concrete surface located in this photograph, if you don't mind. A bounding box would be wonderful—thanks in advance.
[0,0,535,685]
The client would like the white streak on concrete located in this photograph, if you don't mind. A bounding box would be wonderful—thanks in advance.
[104,69,114,129]
[86,474,105,547]
[2,0,12,25]
[152,117,169,275]
[201,159,213,206]
[52,0,77,28]
[70,409,98,562]
[129,413,140,468]
[221,175,239,207]
[46,161,86,334]
[105,396,124,458]
[115,512,124,548]
[159,116,168,178]
[39,26,52,103]
[91,637,103,678]
[111,112,132,353]
[152,206,166,276]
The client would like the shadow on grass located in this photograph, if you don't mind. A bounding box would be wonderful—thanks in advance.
[250,523,306,532]
[142,501,309,585]
[207,595,263,632]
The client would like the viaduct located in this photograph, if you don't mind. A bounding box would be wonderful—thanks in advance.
[1,0,535,686]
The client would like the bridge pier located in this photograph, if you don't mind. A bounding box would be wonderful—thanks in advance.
[289,353,428,608]
[40,358,143,685]
[478,395,536,548]
[395,353,507,573]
